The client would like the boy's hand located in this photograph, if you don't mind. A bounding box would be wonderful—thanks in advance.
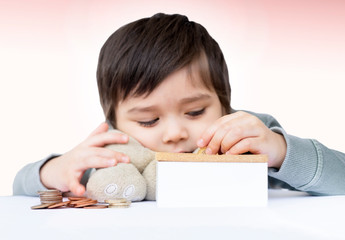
[40,122,130,196]
[197,111,287,168]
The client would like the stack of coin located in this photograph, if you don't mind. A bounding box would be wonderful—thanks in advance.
[31,196,107,209]
[38,189,62,204]
[66,197,108,209]
[47,201,71,209]
[105,198,131,208]
[68,197,99,208]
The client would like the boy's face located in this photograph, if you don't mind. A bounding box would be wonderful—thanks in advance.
[115,66,223,153]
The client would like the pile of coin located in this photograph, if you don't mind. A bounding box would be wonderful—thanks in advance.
[105,198,131,208]
[68,197,107,209]
[38,189,62,204]
[32,190,106,209]
[31,190,131,209]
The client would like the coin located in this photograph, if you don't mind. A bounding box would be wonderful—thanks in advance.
[38,189,63,204]
[37,189,61,195]
[47,201,71,209]
[74,200,98,208]
[69,198,92,205]
[31,203,54,209]
[40,196,62,199]
[105,198,129,204]
[108,202,131,208]
[106,198,131,208]
[68,197,87,201]
[32,190,113,210]
[40,197,63,201]
[83,205,108,209]
[196,147,207,154]
[41,200,63,204]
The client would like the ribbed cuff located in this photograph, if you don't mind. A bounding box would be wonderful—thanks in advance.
[268,127,320,190]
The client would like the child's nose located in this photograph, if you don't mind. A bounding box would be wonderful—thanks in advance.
[162,119,188,144]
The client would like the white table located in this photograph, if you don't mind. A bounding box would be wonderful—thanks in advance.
[1,190,344,240]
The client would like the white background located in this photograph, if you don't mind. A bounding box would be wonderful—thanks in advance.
[0,0,344,196]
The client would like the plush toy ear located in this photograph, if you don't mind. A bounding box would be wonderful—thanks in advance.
[105,130,155,173]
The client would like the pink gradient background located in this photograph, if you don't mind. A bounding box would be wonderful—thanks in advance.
[0,0,344,195]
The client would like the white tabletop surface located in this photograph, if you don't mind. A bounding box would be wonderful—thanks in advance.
[1,190,344,240]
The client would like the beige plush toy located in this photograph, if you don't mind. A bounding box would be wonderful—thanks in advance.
[86,130,157,202]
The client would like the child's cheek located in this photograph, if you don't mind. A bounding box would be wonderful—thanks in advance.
[133,130,160,151]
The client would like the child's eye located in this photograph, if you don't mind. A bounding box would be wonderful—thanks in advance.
[186,108,205,117]
[138,118,159,127]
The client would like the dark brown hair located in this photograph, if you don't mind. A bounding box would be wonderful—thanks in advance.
[97,13,231,128]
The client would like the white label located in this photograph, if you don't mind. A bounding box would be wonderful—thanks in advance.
[157,162,267,207]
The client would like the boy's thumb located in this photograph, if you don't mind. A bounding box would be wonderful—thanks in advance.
[70,181,85,197]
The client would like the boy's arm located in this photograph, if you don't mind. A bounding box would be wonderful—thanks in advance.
[268,127,345,195]
[253,111,345,195]
[13,123,130,197]
[13,155,59,196]
[12,155,94,196]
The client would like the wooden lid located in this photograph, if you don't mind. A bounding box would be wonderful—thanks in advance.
[155,152,268,163]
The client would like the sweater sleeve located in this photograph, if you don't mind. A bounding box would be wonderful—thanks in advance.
[269,126,345,195]
[12,154,60,196]
[249,111,345,195]
[13,155,94,196]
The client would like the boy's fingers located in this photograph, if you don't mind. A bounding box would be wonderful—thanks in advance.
[69,181,85,196]
[204,128,227,154]
[76,155,129,170]
[197,123,218,148]
[197,114,240,148]
[84,131,129,147]
[92,148,131,164]
[219,126,259,153]
[117,155,130,163]
[199,119,239,154]
[88,122,109,137]
[198,112,262,154]
[226,138,260,155]
[89,147,130,161]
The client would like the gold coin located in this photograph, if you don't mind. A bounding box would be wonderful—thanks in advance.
[105,198,129,204]
[108,202,131,208]
[83,205,108,209]
[108,204,130,208]
[196,147,207,154]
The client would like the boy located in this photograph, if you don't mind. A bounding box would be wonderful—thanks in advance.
[13,13,345,197]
